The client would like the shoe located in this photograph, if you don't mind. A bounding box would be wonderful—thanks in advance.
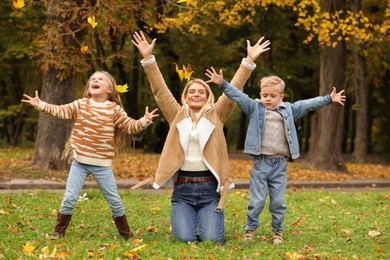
[243,230,255,241]
[272,230,283,244]
[51,212,72,240]
[113,214,135,240]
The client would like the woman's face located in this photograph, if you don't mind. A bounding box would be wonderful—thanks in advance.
[185,83,208,111]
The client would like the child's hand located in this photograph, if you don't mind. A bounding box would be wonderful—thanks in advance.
[330,87,346,106]
[246,36,271,64]
[144,106,159,123]
[21,90,40,108]
[205,67,224,86]
[132,31,156,61]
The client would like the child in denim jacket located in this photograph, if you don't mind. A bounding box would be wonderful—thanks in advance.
[205,68,346,244]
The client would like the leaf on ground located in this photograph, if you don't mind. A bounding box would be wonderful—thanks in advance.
[368,230,381,237]
[22,241,36,256]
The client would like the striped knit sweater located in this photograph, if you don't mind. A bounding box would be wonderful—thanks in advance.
[37,98,148,166]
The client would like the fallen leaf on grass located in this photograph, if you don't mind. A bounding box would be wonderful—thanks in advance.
[23,241,36,256]
[147,226,158,232]
[368,230,381,237]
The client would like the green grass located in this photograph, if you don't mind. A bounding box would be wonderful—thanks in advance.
[1,190,389,259]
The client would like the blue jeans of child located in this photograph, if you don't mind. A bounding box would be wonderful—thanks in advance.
[245,155,287,231]
[171,181,224,244]
[59,159,125,218]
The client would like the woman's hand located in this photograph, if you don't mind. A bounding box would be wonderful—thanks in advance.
[205,67,224,86]
[21,90,41,108]
[132,31,156,61]
[246,36,271,64]
[144,106,159,123]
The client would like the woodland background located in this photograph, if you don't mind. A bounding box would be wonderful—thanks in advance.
[0,0,389,174]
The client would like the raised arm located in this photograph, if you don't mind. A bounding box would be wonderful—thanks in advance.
[245,36,271,65]
[132,31,156,61]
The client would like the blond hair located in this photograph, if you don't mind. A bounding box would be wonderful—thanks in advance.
[260,75,285,93]
[181,79,215,123]
[63,71,130,163]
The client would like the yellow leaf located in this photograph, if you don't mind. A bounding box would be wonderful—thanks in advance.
[80,45,89,54]
[177,0,190,3]
[175,63,194,81]
[87,15,98,29]
[13,0,25,9]
[23,241,36,256]
[116,84,130,93]
[285,251,305,260]
[131,244,147,254]
[133,238,143,246]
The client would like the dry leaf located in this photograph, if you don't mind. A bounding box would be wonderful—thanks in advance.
[368,230,381,237]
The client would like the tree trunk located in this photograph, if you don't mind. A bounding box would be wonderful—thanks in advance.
[32,0,80,170]
[307,0,347,172]
[33,67,75,170]
[351,0,370,162]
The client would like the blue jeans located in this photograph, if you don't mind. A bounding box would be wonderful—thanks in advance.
[245,156,287,231]
[59,159,125,218]
[171,181,224,244]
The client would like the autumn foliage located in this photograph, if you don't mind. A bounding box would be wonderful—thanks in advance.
[0,148,389,182]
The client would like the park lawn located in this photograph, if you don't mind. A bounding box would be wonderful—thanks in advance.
[1,147,390,182]
[0,189,388,259]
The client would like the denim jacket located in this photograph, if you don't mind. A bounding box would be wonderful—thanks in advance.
[219,80,332,159]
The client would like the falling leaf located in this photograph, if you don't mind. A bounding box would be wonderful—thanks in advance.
[87,15,97,29]
[136,228,142,236]
[368,230,381,237]
[175,63,194,81]
[13,0,25,9]
[81,45,89,54]
[116,84,130,93]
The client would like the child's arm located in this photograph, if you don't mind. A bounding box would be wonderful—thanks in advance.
[143,106,159,124]
[291,87,346,119]
[115,106,159,135]
[330,87,346,106]
[21,90,40,108]
[22,90,78,120]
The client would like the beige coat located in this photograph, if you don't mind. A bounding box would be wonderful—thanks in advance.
[142,58,254,192]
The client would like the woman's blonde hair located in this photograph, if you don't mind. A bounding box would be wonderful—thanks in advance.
[260,75,285,93]
[62,71,130,163]
[181,79,215,123]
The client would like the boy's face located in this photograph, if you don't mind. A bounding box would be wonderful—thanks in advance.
[260,85,284,110]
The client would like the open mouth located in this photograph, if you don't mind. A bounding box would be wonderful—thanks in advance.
[91,84,100,90]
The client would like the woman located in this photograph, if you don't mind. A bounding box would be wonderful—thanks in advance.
[132,31,270,244]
